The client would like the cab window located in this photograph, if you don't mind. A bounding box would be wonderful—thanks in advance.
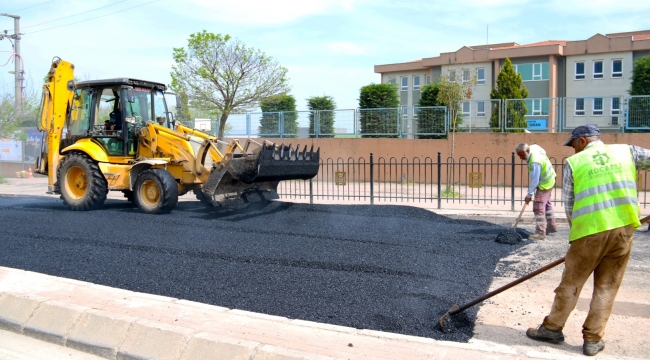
[68,88,94,136]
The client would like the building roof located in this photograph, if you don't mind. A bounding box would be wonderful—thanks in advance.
[492,40,567,49]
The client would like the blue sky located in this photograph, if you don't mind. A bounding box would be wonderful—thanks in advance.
[0,0,649,111]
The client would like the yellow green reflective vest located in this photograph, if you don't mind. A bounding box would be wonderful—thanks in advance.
[528,148,556,190]
[565,143,640,241]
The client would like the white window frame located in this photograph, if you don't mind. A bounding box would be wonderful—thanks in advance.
[611,97,621,115]
[575,62,585,80]
[612,59,623,78]
[477,101,485,117]
[401,105,408,121]
[575,98,585,116]
[593,60,604,79]
[413,75,421,91]
[462,102,470,116]
[593,98,603,116]
[533,63,542,81]
[477,68,485,85]
[425,74,431,85]
[400,76,408,91]
[449,70,456,82]
[532,99,542,115]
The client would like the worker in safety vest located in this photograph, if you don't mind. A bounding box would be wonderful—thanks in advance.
[526,125,650,356]
[515,143,557,240]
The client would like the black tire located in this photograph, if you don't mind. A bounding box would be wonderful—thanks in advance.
[59,152,108,211]
[134,169,178,214]
[122,190,134,203]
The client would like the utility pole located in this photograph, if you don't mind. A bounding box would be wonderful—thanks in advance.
[1,13,22,109]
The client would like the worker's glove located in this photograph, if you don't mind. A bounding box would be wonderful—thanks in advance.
[525,196,532,205]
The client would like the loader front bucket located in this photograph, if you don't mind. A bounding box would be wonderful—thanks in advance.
[201,142,319,208]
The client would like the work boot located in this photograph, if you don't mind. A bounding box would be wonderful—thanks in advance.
[546,227,557,235]
[526,324,564,343]
[583,340,605,356]
[528,233,546,240]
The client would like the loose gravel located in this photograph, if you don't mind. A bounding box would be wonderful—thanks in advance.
[0,195,528,342]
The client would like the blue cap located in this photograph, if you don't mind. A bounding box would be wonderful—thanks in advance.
[564,125,600,146]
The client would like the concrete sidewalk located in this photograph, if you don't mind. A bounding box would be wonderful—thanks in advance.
[1,177,640,360]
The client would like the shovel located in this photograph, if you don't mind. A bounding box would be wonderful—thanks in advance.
[440,214,650,331]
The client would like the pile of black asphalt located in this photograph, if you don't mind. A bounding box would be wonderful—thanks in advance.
[0,195,528,342]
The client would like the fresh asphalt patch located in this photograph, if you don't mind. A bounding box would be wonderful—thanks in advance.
[0,195,528,342]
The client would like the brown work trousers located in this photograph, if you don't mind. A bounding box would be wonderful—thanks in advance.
[533,188,556,235]
[542,225,634,342]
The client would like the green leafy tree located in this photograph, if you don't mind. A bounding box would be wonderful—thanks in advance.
[490,58,529,132]
[175,91,193,126]
[358,83,400,138]
[628,56,650,130]
[0,90,40,141]
[307,95,336,138]
[171,31,290,139]
[259,94,297,138]
[436,68,477,161]
[416,83,446,139]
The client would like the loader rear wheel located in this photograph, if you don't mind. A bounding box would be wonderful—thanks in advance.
[59,152,108,211]
[134,169,178,214]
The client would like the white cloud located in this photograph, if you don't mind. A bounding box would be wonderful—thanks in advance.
[326,41,368,56]
[181,0,364,25]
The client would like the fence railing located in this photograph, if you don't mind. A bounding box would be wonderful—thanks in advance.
[277,153,650,210]
[192,95,649,138]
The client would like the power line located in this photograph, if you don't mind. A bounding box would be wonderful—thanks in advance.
[10,0,55,13]
[22,0,129,29]
[27,0,161,35]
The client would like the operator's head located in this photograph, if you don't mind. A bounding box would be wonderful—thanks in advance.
[156,116,165,125]
[564,125,600,154]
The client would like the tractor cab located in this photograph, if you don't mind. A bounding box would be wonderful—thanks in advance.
[67,79,175,157]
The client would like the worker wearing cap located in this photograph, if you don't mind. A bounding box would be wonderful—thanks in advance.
[515,143,557,240]
[526,125,650,356]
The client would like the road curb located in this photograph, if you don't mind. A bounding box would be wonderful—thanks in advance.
[0,267,562,360]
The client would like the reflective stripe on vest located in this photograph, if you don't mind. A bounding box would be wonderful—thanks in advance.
[528,150,556,190]
[566,144,640,241]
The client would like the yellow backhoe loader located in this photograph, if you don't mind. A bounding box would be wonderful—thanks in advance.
[35,57,319,214]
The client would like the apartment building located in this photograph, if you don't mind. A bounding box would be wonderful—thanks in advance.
[374,30,650,133]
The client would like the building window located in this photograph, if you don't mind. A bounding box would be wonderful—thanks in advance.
[387,77,396,85]
[477,68,485,85]
[400,76,408,91]
[402,106,408,121]
[612,60,623,78]
[533,64,542,80]
[462,102,470,116]
[575,62,585,80]
[413,75,421,91]
[425,74,431,85]
[593,98,603,115]
[611,97,620,115]
[477,101,485,117]
[461,69,470,83]
[532,99,542,115]
[449,70,456,82]
[593,61,603,79]
[575,98,585,116]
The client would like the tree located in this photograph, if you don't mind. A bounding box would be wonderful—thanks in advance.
[436,68,477,160]
[628,56,650,130]
[174,90,193,126]
[259,94,297,138]
[307,95,336,138]
[490,58,529,132]
[171,31,290,139]
[416,83,446,139]
[358,83,400,138]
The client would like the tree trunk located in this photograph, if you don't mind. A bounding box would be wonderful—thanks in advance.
[218,112,229,140]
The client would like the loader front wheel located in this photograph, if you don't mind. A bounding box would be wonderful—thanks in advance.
[134,169,178,214]
[59,152,108,211]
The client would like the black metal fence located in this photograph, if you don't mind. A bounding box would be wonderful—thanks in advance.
[278,153,650,210]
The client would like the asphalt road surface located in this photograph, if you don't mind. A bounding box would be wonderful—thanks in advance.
[0,195,529,342]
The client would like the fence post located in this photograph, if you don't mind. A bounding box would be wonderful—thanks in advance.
[315,110,320,138]
[279,112,284,138]
[309,178,313,205]
[370,152,374,205]
[246,113,251,138]
[437,152,442,210]
[511,151,516,211]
